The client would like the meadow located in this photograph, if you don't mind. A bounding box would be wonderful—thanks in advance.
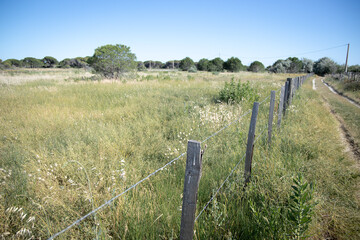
[0,69,359,239]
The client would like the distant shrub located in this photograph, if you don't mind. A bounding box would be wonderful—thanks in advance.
[248,61,265,72]
[219,78,258,104]
[344,81,360,91]
[188,66,197,73]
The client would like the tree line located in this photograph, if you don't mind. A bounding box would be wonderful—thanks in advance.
[1,44,359,77]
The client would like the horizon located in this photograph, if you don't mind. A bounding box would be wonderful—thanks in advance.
[0,0,359,67]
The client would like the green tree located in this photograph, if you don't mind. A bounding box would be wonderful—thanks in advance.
[269,59,291,73]
[248,61,265,72]
[209,57,224,72]
[301,58,314,73]
[3,59,22,68]
[59,58,88,68]
[179,57,195,71]
[197,58,209,71]
[42,56,58,68]
[22,57,43,68]
[313,57,337,76]
[164,60,179,69]
[287,57,303,73]
[137,61,146,71]
[348,65,360,72]
[224,57,243,72]
[92,44,137,78]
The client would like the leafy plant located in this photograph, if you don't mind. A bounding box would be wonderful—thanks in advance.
[288,174,315,239]
[219,78,259,104]
[91,44,137,78]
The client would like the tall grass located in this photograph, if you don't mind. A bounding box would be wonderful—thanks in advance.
[0,70,359,239]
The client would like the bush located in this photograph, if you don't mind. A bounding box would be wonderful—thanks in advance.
[188,66,197,73]
[248,61,265,72]
[91,44,137,78]
[219,78,259,104]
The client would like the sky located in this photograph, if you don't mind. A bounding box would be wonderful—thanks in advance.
[0,0,359,67]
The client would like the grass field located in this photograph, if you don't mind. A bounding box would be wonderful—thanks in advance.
[0,69,359,239]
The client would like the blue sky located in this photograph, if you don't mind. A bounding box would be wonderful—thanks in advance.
[0,0,359,66]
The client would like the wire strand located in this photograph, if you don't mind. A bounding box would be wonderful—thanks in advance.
[195,152,246,222]
[48,152,186,240]
[201,109,251,143]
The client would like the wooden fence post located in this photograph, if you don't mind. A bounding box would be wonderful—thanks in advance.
[283,81,289,116]
[244,102,259,185]
[268,91,276,145]
[180,140,202,240]
[288,78,294,106]
[277,86,285,128]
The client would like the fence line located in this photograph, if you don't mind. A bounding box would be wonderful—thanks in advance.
[48,73,312,239]
[195,121,269,223]
[180,73,313,239]
[195,151,247,222]
[48,152,186,240]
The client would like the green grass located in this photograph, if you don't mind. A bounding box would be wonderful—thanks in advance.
[0,69,359,239]
[320,77,360,150]
[324,76,360,103]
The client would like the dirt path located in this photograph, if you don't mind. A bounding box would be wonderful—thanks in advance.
[315,77,360,162]
[321,79,360,109]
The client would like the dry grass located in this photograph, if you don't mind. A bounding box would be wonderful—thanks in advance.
[0,69,359,239]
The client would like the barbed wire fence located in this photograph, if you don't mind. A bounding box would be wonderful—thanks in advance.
[47,74,313,240]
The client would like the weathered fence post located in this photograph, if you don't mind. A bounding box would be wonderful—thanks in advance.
[283,81,289,115]
[180,140,202,240]
[244,102,259,185]
[277,86,285,128]
[288,78,294,106]
[268,91,276,145]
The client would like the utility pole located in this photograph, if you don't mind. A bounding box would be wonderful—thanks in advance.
[345,43,350,73]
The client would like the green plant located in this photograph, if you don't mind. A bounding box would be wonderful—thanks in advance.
[288,174,315,239]
[219,78,258,104]
[224,57,243,72]
[179,57,195,71]
[248,61,265,73]
[188,66,197,73]
[91,44,137,78]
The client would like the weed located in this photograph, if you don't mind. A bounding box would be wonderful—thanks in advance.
[219,78,259,104]
[288,173,315,239]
